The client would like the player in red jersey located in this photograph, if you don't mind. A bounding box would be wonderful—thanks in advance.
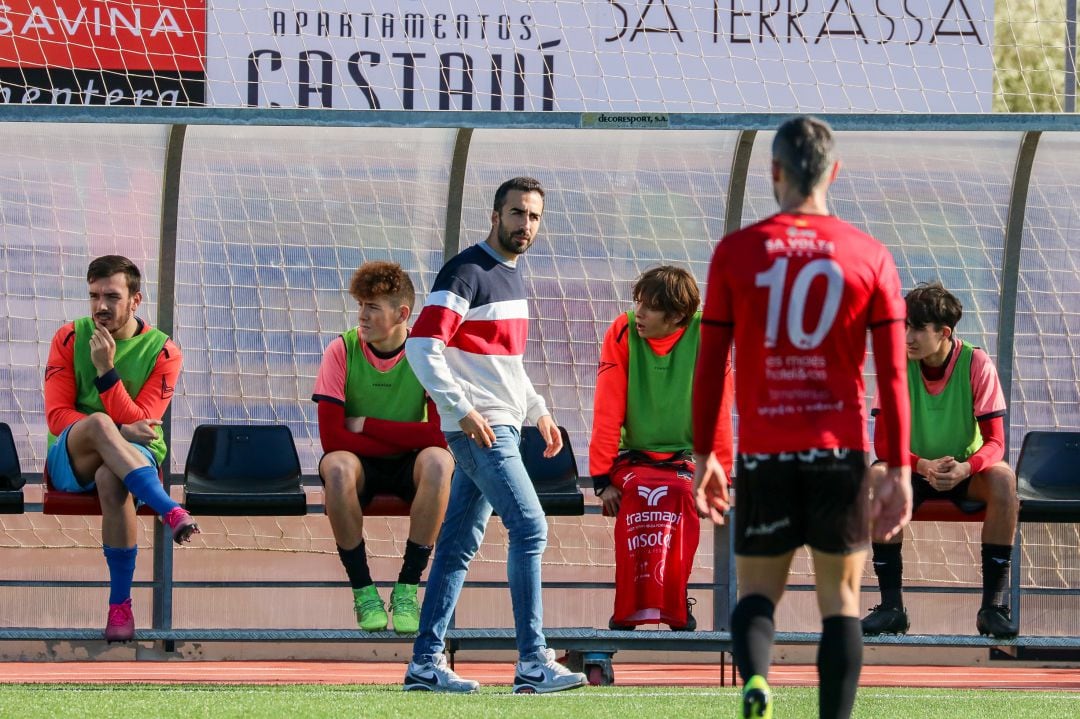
[692,116,912,719]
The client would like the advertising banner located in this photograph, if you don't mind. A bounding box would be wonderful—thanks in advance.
[207,0,994,112]
[0,0,205,104]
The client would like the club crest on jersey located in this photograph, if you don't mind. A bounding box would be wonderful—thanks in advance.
[637,484,669,507]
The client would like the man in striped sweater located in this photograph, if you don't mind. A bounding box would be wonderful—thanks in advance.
[402,177,587,694]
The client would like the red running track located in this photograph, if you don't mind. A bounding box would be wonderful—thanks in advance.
[1,662,1078,690]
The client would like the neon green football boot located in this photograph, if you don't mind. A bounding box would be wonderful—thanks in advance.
[742,675,773,718]
[353,585,388,632]
[389,582,421,635]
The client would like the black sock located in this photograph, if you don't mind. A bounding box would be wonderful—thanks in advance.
[981,543,1012,608]
[871,542,904,609]
[398,539,433,585]
[731,594,775,683]
[818,616,863,719]
[337,541,373,589]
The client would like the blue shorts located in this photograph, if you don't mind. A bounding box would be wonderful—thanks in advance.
[46,423,157,492]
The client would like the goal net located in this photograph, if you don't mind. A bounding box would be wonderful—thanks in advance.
[1,117,1079,635]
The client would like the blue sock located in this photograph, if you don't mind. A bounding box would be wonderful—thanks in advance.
[121,465,178,517]
[104,545,137,605]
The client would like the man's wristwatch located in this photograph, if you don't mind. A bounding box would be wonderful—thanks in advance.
[592,474,611,496]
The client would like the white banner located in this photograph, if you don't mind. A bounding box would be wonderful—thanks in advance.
[207,0,994,112]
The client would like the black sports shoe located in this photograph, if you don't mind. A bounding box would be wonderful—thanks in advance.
[669,597,697,631]
[608,616,635,631]
[976,605,1018,639]
[861,605,909,635]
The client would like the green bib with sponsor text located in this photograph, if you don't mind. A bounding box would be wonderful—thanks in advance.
[909,340,982,462]
[622,311,700,453]
[46,316,169,465]
[342,328,427,425]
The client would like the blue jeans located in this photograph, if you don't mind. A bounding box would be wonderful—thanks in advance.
[412,425,548,662]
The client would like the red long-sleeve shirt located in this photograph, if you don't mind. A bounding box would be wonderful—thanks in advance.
[312,334,447,456]
[591,313,734,486]
[873,337,1007,474]
[693,212,909,464]
[44,318,181,436]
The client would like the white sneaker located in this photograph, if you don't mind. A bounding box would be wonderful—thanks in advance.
[403,653,479,693]
[512,648,588,694]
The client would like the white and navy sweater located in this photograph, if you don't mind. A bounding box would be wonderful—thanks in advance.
[405,242,549,432]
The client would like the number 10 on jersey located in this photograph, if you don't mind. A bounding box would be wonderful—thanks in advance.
[755,257,844,350]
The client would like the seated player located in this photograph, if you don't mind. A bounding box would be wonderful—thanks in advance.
[863,281,1020,638]
[590,265,733,631]
[44,255,199,643]
[313,261,454,634]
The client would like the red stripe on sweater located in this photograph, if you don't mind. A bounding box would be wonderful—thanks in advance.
[411,305,463,344]
[446,318,528,355]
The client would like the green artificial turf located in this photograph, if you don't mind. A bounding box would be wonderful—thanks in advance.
[0,684,1073,719]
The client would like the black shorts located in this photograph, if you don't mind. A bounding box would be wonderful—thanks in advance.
[734,449,869,556]
[910,468,975,511]
[318,452,419,507]
[868,459,977,511]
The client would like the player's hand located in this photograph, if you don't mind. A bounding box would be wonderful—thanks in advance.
[89,320,116,374]
[871,465,913,542]
[598,485,622,517]
[120,419,161,445]
[692,451,730,525]
[927,459,970,491]
[536,414,563,458]
[459,410,495,448]
[918,456,952,480]
[345,416,366,433]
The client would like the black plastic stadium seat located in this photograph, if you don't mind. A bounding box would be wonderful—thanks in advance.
[0,422,25,514]
[519,425,584,517]
[1016,430,1080,523]
[183,424,306,516]
[360,425,584,517]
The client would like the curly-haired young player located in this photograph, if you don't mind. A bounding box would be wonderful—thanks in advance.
[313,261,454,634]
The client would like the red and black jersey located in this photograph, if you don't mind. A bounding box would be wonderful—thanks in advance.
[694,212,909,463]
